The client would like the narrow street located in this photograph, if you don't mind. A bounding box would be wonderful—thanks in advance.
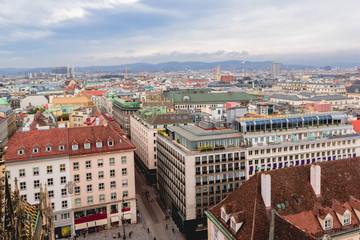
[135,167,185,240]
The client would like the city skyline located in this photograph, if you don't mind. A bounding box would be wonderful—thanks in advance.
[0,0,360,68]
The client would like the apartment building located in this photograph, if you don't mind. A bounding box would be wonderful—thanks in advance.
[113,100,140,137]
[4,125,136,239]
[156,112,360,237]
[130,106,191,184]
[206,157,360,239]
[274,82,347,94]
[4,128,73,238]
[163,89,259,113]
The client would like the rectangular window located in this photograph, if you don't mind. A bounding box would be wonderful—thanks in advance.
[62,200,68,208]
[73,162,79,170]
[74,174,80,182]
[87,196,93,204]
[60,164,66,172]
[75,198,81,206]
[111,169,116,177]
[60,176,66,184]
[122,191,128,198]
[20,182,26,190]
[19,169,25,177]
[75,186,80,194]
[98,171,104,179]
[35,192,40,200]
[98,159,103,167]
[47,178,53,186]
[33,167,39,176]
[61,189,67,196]
[86,173,92,181]
[325,219,332,229]
[121,168,126,175]
[47,166,53,174]
[122,180,128,187]
[87,184,92,192]
[121,156,127,164]
[99,183,104,190]
[86,161,91,168]
[34,180,40,188]
[111,181,116,189]
[99,194,105,202]
[48,190,54,198]
[109,158,115,165]
[111,192,117,200]
[344,215,350,225]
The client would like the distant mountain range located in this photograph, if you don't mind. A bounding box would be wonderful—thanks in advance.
[0,60,352,75]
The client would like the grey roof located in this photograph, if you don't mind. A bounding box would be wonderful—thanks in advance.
[347,85,360,93]
[297,92,315,97]
[168,125,240,141]
[0,107,12,112]
[306,95,352,101]
[270,94,301,101]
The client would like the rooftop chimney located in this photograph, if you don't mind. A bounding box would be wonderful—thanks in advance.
[310,164,321,197]
[261,173,271,209]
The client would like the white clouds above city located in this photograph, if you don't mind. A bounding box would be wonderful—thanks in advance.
[0,0,359,67]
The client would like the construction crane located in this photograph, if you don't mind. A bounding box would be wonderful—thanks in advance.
[124,67,131,78]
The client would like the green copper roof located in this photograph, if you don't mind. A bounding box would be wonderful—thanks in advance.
[164,89,260,104]
[0,98,9,105]
[113,100,141,110]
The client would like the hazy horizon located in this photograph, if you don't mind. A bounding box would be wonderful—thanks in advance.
[0,0,360,68]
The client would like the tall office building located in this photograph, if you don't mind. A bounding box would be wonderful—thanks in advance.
[271,62,280,79]
[156,111,360,237]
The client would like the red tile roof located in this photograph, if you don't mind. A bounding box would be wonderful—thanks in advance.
[4,128,68,162]
[83,90,107,96]
[4,125,135,162]
[68,125,135,157]
[220,75,235,82]
[209,157,360,239]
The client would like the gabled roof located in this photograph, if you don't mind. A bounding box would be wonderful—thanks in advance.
[4,128,68,162]
[4,125,135,162]
[68,125,135,156]
[209,157,360,239]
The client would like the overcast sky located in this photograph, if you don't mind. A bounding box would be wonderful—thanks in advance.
[0,0,359,68]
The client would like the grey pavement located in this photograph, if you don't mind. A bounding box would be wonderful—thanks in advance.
[75,169,185,240]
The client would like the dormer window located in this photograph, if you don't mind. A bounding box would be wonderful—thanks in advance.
[84,143,90,149]
[231,220,236,231]
[108,141,114,146]
[325,219,332,230]
[59,145,65,151]
[18,149,24,155]
[45,146,52,152]
[221,210,226,221]
[344,215,350,225]
[96,142,102,148]
[72,144,78,150]
[32,148,39,153]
